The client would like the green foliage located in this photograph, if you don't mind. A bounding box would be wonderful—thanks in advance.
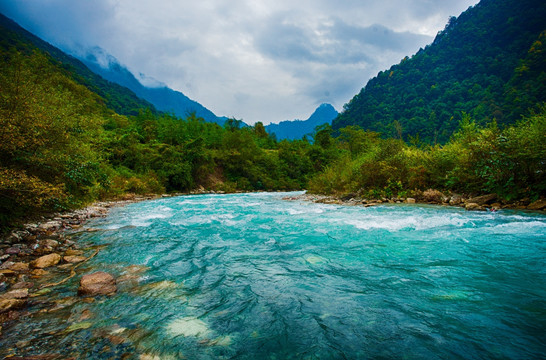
[310,109,546,200]
[0,50,109,226]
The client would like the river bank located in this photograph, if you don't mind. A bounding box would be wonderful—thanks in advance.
[284,190,546,212]
[0,194,168,341]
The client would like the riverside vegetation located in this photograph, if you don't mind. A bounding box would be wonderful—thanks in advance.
[1,0,546,231]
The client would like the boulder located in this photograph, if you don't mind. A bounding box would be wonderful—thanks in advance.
[31,253,61,269]
[449,194,464,206]
[422,189,445,203]
[527,199,546,211]
[467,193,497,205]
[465,203,483,211]
[78,272,117,296]
[405,198,416,204]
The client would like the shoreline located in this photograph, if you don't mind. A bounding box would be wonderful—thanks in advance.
[0,194,165,338]
[283,191,546,212]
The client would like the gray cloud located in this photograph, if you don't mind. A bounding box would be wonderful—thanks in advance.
[0,0,479,124]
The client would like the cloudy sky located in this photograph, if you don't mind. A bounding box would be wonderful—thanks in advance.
[0,0,478,124]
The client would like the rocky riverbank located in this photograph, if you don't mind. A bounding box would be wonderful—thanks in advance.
[284,189,546,212]
[0,195,164,342]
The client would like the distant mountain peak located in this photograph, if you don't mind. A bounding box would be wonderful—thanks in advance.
[265,104,338,140]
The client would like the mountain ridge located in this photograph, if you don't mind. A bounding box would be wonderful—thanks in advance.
[333,0,546,143]
[266,103,339,140]
[79,47,224,125]
[0,12,156,116]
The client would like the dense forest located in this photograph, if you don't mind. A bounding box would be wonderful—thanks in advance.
[1,0,545,230]
[334,0,546,143]
[0,49,330,228]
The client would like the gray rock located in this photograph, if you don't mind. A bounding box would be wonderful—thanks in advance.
[39,221,62,231]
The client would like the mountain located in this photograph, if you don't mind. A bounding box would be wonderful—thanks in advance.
[0,13,156,116]
[333,0,546,143]
[266,104,339,140]
[79,48,223,125]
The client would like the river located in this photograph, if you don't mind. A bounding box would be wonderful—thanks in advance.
[2,192,545,359]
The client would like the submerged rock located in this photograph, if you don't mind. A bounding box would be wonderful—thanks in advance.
[64,249,84,256]
[12,281,34,289]
[0,298,26,313]
[64,255,86,264]
[167,317,209,337]
[30,269,49,277]
[305,255,325,265]
[31,253,61,269]
[64,321,93,333]
[78,272,117,296]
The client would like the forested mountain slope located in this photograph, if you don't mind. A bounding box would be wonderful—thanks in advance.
[0,13,155,116]
[334,0,546,143]
[80,48,223,124]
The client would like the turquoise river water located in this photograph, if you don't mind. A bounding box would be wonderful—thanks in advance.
[2,192,545,359]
